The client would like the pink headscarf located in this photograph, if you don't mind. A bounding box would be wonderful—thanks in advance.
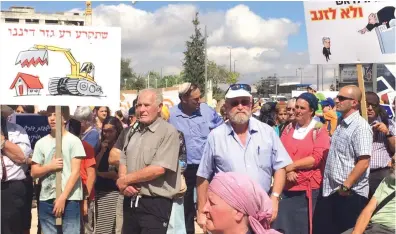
[208,172,280,234]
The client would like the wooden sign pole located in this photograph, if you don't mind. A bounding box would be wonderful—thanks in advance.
[356,64,368,121]
[55,106,62,225]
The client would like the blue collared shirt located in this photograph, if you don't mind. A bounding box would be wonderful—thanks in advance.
[169,103,224,165]
[196,117,292,193]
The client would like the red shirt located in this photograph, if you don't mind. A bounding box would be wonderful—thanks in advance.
[281,125,330,191]
[80,141,96,200]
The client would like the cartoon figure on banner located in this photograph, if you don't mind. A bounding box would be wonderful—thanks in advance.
[322,37,331,62]
[9,72,44,97]
[358,6,395,54]
[14,44,104,97]
[163,98,175,109]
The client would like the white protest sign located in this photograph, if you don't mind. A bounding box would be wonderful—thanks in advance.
[0,24,121,107]
[304,2,396,64]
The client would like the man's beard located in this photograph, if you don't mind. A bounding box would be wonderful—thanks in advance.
[229,111,251,124]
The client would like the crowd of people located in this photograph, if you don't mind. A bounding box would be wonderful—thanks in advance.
[0,82,395,234]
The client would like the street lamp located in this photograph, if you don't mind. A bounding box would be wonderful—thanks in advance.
[124,78,127,90]
[234,60,237,73]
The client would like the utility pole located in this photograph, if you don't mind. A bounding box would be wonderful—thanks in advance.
[298,67,303,84]
[205,25,213,105]
[227,46,232,73]
[165,78,168,88]
[274,73,278,96]
[321,65,324,90]
[155,77,157,89]
[316,64,319,89]
[147,73,150,88]
[124,78,127,90]
[234,60,237,73]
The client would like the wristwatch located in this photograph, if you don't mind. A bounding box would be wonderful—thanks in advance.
[271,192,281,200]
[386,132,394,138]
[340,184,351,193]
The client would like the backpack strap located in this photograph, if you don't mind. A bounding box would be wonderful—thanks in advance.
[371,191,395,217]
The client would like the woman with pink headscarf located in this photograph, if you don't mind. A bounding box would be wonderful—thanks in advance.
[203,172,280,234]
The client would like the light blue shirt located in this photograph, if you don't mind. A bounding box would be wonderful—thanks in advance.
[197,117,292,193]
[169,103,224,165]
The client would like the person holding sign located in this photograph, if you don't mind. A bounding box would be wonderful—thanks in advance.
[31,106,86,234]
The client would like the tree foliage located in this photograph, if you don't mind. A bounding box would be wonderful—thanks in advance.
[182,12,206,91]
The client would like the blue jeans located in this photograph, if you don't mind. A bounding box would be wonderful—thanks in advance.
[39,199,81,234]
[167,197,187,234]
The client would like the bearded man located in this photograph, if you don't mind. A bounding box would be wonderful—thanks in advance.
[196,84,292,232]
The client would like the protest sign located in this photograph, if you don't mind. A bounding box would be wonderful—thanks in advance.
[10,113,50,149]
[0,24,121,107]
[304,2,396,64]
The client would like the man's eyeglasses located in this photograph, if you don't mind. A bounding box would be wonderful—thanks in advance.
[230,99,251,107]
[337,95,355,102]
[226,84,252,93]
[366,102,379,108]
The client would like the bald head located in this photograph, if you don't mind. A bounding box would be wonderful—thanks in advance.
[340,85,362,101]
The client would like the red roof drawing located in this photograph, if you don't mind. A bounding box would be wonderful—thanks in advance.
[9,72,44,89]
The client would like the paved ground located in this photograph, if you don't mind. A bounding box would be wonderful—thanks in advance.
[30,208,203,234]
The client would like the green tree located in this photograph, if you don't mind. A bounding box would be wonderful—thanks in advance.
[120,58,135,90]
[227,72,240,84]
[182,12,206,91]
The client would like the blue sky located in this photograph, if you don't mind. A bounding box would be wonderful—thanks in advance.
[1,1,308,52]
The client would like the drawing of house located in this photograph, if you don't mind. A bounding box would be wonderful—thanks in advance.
[9,72,44,96]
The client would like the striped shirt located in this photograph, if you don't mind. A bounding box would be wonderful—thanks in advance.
[323,111,373,198]
[371,118,395,170]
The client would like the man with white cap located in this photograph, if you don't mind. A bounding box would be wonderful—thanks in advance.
[308,84,318,94]
[169,83,223,234]
[1,105,32,234]
[196,83,292,232]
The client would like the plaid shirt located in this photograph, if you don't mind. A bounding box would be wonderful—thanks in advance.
[370,118,395,169]
[323,111,373,198]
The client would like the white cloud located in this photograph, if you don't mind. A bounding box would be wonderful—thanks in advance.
[87,3,336,89]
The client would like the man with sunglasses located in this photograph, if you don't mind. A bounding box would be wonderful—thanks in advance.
[168,82,224,234]
[316,85,373,234]
[365,92,395,199]
[196,83,292,232]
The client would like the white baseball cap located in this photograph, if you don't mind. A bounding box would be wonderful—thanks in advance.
[225,84,252,99]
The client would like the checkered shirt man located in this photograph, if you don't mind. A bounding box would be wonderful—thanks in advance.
[323,111,373,198]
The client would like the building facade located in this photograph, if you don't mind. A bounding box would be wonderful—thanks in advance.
[1,6,85,26]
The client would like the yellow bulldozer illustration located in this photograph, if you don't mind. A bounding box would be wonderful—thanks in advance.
[15,45,103,96]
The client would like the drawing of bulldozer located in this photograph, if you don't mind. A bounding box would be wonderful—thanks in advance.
[15,45,103,96]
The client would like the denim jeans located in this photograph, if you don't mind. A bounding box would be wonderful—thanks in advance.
[167,197,187,234]
[39,199,81,234]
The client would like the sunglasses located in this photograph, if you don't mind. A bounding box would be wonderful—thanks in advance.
[337,95,355,102]
[366,102,379,108]
[230,99,251,107]
[226,84,252,93]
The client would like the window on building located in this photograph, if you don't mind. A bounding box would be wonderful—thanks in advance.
[26,19,39,24]
[4,18,19,23]
[45,19,59,24]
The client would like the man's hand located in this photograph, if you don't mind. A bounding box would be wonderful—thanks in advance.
[197,212,207,233]
[123,185,140,197]
[358,28,368,34]
[116,176,128,192]
[286,171,298,183]
[372,122,389,135]
[49,157,63,171]
[83,199,88,217]
[270,196,279,223]
[52,196,67,218]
